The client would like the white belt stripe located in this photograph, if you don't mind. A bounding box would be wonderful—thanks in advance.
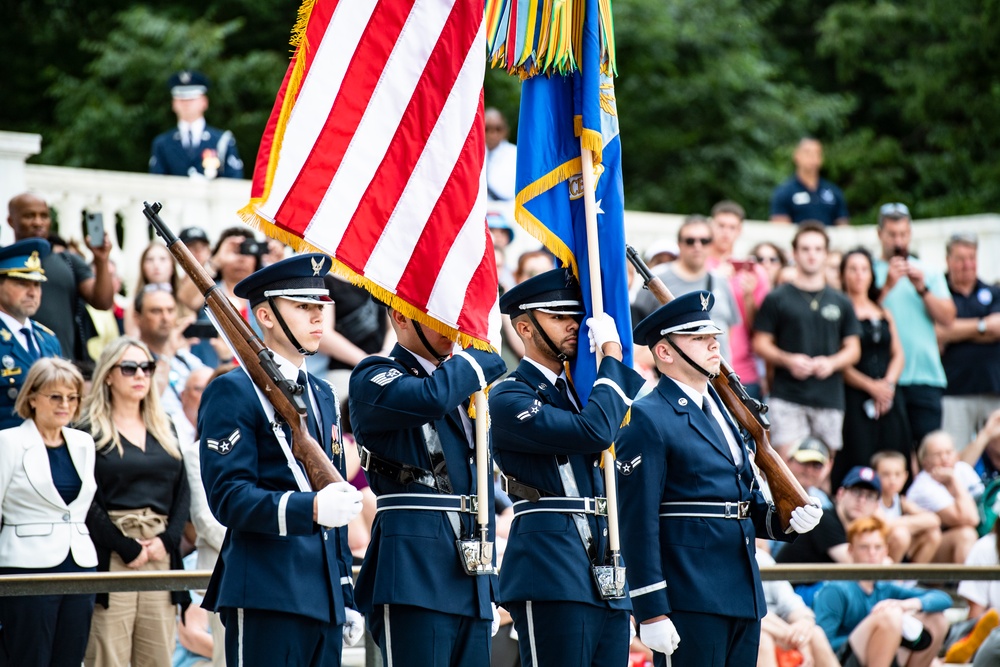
[526,600,539,666]
[453,349,487,389]
[340,576,353,586]
[277,491,293,536]
[629,580,666,598]
[593,378,633,406]
[658,512,744,519]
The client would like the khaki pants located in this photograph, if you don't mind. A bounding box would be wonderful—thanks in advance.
[85,508,176,667]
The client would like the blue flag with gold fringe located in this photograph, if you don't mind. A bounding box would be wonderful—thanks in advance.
[489,0,631,403]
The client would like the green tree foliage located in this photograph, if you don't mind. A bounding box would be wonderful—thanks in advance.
[42,7,286,173]
[611,0,852,217]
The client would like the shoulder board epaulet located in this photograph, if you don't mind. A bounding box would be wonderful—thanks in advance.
[33,322,55,336]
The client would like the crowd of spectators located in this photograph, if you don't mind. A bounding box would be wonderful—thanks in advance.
[3,102,1000,665]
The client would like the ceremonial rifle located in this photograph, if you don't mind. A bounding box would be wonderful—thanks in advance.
[626,245,809,531]
[143,201,344,489]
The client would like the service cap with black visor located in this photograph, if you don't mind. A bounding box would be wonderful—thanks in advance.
[633,290,724,380]
[499,267,586,364]
[234,253,334,357]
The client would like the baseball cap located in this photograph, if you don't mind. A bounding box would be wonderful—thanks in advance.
[179,226,210,245]
[644,238,679,263]
[790,436,830,465]
[840,466,881,493]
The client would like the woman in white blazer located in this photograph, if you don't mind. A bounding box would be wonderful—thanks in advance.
[0,357,97,667]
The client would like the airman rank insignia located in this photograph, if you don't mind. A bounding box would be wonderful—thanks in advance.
[371,369,402,386]
[616,455,642,475]
[207,428,241,455]
[515,399,543,422]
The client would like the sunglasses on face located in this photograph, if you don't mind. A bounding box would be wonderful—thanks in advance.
[753,255,781,265]
[680,237,713,247]
[115,361,156,376]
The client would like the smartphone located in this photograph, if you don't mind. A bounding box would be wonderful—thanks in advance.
[182,322,219,339]
[731,259,755,272]
[85,211,105,248]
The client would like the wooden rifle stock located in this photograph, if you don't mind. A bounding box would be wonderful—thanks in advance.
[625,245,809,531]
[142,202,343,489]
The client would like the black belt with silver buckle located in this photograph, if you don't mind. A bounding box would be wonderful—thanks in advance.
[659,500,751,519]
[359,446,440,490]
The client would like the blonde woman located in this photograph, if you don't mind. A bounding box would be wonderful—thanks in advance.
[0,358,96,666]
[82,337,190,667]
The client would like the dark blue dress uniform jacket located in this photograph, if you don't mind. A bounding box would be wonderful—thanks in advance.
[617,375,793,623]
[488,357,645,608]
[198,368,353,624]
[149,125,243,178]
[348,345,507,621]
[0,322,61,430]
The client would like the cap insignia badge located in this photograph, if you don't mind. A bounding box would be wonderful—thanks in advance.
[25,251,41,272]
[700,293,710,311]
[311,257,324,276]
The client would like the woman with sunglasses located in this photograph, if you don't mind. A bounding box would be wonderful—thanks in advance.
[750,242,790,289]
[0,358,96,666]
[833,249,912,489]
[82,337,190,667]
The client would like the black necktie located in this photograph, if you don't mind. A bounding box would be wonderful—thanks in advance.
[701,397,733,456]
[21,327,38,360]
[297,371,321,445]
[555,378,579,414]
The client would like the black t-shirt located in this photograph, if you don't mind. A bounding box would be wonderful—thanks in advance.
[774,510,846,564]
[943,277,1000,395]
[93,433,184,516]
[754,284,861,410]
[326,275,388,371]
[36,251,92,359]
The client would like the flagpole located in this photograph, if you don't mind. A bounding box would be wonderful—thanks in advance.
[579,144,622,558]
[474,390,495,571]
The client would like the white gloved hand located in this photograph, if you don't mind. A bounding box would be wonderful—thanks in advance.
[343,608,365,646]
[315,482,363,528]
[640,617,681,655]
[789,497,824,534]
[629,616,637,643]
[491,603,501,637]
[586,313,621,354]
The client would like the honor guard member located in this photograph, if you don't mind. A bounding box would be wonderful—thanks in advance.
[149,70,244,179]
[488,268,646,667]
[348,300,508,666]
[198,253,365,667]
[0,239,61,429]
[617,291,824,666]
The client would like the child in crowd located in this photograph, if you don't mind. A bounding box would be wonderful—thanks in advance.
[872,450,943,563]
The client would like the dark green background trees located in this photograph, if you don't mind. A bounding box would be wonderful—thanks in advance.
[3,0,997,223]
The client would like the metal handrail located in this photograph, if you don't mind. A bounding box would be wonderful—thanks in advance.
[1,565,1000,597]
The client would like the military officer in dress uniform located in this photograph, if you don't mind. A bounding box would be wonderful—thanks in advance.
[348,302,508,666]
[198,253,364,667]
[149,70,243,179]
[617,291,823,667]
[0,238,61,429]
[488,268,646,667]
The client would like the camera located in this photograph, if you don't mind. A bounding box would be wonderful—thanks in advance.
[239,238,263,257]
[893,245,908,259]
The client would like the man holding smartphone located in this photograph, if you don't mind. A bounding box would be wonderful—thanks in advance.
[6,193,114,368]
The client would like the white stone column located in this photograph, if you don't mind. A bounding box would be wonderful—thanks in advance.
[0,131,42,245]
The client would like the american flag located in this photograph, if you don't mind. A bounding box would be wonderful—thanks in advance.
[242,0,498,348]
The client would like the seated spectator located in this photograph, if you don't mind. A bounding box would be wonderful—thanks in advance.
[907,430,982,563]
[776,466,882,604]
[951,520,1000,665]
[872,450,942,564]
[814,516,950,667]
[757,547,840,667]
[787,436,835,509]
[961,408,1000,485]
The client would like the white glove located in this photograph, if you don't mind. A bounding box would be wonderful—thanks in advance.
[629,616,637,643]
[315,482,363,528]
[789,497,824,534]
[640,617,681,656]
[343,608,365,646]
[491,603,501,637]
[586,313,621,353]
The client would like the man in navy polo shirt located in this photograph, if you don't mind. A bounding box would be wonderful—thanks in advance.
[937,232,1000,449]
[770,138,850,226]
